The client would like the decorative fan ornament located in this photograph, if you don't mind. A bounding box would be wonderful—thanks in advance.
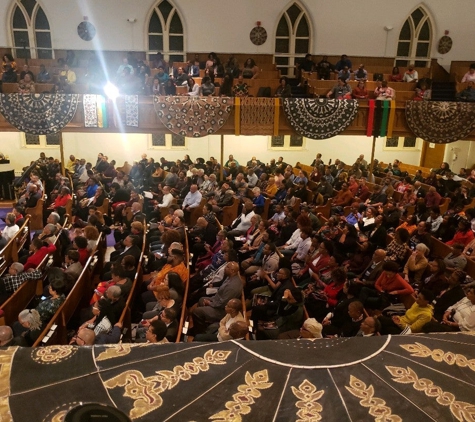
[438,35,453,54]
[250,26,268,46]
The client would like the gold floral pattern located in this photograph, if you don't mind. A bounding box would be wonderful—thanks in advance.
[291,379,324,421]
[31,346,76,365]
[104,349,231,419]
[209,369,273,421]
[96,343,148,361]
[0,347,15,422]
[387,366,475,421]
[400,342,475,371]
[345,375,402,422]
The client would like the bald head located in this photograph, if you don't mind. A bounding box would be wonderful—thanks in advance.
[229,321,248,340]
[76,327,95,346]
[373,249,386,262]
[227,298,242,312]
[0,326,13,345]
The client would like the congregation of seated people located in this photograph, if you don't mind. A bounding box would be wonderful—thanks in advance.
[4,50,462,101]
[3,146,475,348]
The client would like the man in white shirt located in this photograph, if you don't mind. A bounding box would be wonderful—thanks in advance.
[291,226,313,263]
[246,169,258,188]
[182,184,202,211]
[227,202,255,236]
[422,282,475,333]
[158,186,174,209]
[403,64,419,82]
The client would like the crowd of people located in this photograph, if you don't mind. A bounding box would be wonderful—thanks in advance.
[5,51,473,101]
[1,147,474,348]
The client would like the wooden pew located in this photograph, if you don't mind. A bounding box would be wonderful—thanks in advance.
[177,227,191,342]
[0,234,59,327]
[26,193,45,231]
[33,256,94,346]
[116,253,144,342]
[222,197,240,226]
[0,216,31,276]
[189,197,207,227]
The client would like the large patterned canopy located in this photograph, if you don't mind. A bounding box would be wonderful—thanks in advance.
[2,333,475,421]
[154,96,233,138]
[0,93,79,135]
[283,98,359,140]
[405,101,475,144]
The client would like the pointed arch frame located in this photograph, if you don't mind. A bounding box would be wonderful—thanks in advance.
[145,0,186,63]
[395,4,434,68]
[9,0,53,59]
[273,0,313,77]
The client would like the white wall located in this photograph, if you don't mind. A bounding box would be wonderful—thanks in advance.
[3,131,475,174]
[0,0,474,64]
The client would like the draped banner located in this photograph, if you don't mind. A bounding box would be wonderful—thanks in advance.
[240,97,276,136]
[0,93,79,135]
[125,95,139,127]
[154,96,233,137]
[406,101,475,144]
[2,333,475,421]
[83,94,109,128]
[366,100,396,138]
[282,98,359,140]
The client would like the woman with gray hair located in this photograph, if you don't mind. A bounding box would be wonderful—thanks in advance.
[404,243,429,285]
[12,309,43,346]
[2,213,19,243]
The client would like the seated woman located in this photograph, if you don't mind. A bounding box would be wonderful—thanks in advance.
[219,74,233,97]
[186,77,200,96]
[304,267,347,320]
[81,299,116,336]
[461,64,475,83]
[18,73,35,93]
[251,187,266,215]
[200,76,215,96]
[242,58,259,79]
[143,284,181,322]
[84,225,100,252]
[403,243,429,285]
[36,278,66,324]
[359,261,414,309]
[12,309,43,346]
[414,81,431,101]
[374,80,395,100]
[389,66,403,82]
[385,228,410,265]
[275,77,292,98]
[293,170,308,186]
[2,54,16,72]
[352,81,368,99]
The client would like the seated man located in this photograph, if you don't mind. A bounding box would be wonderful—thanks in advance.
[0,263,42,304]
[422,282,475,333]
[378,289,435,335]
[457,81,475,102]
[356,316,381,336]
[192,261,242,335]
[326,77,352,99]
[194,298,245,342]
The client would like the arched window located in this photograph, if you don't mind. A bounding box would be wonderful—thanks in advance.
[396,7,432,68]
[11,0,52,59]
[274,2,311,77]
[148,0,184,63]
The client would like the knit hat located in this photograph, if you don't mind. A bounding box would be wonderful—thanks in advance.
[303,318,323,339]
